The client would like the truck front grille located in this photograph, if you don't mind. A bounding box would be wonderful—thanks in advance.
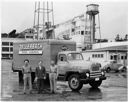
[91,66,99,71]
[90,71,102,78]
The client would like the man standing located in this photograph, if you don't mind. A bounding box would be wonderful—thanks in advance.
[22,59,32,94]
[35,61,46,94]
[49,60,58,93]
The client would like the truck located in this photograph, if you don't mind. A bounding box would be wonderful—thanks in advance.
[12,39,106,91]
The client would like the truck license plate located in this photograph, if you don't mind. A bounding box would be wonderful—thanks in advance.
[95,78,99,81]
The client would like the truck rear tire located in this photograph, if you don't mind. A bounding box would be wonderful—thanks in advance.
[68,74,83,91]
[89,80,102,88]
[106,67,111,73]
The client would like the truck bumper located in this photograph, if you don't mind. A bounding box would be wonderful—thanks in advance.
[80,76,106,84]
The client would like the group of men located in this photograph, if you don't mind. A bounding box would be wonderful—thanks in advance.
[22,59,57,94]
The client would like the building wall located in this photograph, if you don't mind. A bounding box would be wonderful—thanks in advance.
[82,50,127,66]
[82,51,107,62]
[54,13,91,50]
[1,38,25,59]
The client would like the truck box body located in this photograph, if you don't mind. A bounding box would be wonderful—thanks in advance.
[13,39,76,73]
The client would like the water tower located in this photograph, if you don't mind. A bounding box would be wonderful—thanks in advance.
[86,4,100,45]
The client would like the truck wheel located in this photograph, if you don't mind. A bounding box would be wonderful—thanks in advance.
[89,81,102,88]
[68,74,83,91]
[106,67,111,73]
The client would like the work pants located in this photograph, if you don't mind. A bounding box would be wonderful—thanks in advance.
[49,73,57,93]
[23,74,32,93]
[37,78,44,93]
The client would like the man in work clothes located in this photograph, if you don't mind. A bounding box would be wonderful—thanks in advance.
[22,59,32,94]
[35,61,46,94]
[49,60,58,93]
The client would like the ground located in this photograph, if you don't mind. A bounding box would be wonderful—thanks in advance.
[1,60,127,101]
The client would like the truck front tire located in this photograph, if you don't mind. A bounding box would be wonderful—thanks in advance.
[68,74,83,91]
[89,80,102,88]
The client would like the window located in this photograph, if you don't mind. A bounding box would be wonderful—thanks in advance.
[110,55,113,60]
[114,55,117,60]
[125,56,127,59]
[59,54,67,61]
[2,42,9,46]
[2,54,9,58]
[10,42,13,46]
[98,54,100,58]
[26,36,33,38]
[92,54,95,58]
[121,56,124,60]
[2,47,9,52]
[10,47,13,51]
[101,54,104,58]
[81,31,84,35]
[10,54,13,58]
[95,54,97,58]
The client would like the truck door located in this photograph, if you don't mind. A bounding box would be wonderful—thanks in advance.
[57,54,69,75]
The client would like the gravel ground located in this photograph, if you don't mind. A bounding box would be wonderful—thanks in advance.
[1,60,127,101]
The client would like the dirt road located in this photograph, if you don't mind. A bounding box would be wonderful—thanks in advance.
[1,60,127,101]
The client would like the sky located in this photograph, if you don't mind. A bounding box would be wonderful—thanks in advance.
[1,0,128,39]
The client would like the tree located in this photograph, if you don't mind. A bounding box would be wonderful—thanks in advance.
[8,29,18,38]
[124,34,128,41]
[1,33,8,38]
[115,34,120,41]
[17,33,25,38]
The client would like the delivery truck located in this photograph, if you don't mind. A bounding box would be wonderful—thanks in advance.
[12,39,106,91]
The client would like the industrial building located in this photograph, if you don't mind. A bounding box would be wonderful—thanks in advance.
[1,38,26,59]
[54,13,91,51]
[82,41,128,67]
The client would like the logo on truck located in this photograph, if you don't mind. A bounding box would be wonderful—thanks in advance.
[19,43,43,54]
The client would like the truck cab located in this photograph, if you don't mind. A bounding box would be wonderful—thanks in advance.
[57,51,106,91]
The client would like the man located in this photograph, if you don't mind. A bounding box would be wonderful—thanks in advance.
[49,60,58,93]
[35,61,46,94]
[22,59,32,94]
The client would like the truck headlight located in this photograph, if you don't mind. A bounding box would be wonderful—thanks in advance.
[101,71,105,76]
[86,73,89,77]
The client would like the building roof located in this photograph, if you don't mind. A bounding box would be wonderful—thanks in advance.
[1,38,26,42]
[85,45,128,52]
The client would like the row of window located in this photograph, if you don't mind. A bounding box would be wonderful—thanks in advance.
[2,47,13,52]
[110,55,127,60]
[72,31,91,35]
[2,42,13,46]
[92,54,104,58]
[121,56,127,60]
[2,54,13,59]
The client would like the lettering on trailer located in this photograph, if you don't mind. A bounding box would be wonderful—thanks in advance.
[61,45,69,51]
[19,43,43,54]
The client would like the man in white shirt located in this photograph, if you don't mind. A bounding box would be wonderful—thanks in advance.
[49,60,58,93]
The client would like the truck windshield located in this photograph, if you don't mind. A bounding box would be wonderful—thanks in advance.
[67,53,83,61]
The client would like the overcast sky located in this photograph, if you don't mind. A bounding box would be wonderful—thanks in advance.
[1,1,128,39]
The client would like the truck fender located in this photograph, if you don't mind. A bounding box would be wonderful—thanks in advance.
[65,71,80,81]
